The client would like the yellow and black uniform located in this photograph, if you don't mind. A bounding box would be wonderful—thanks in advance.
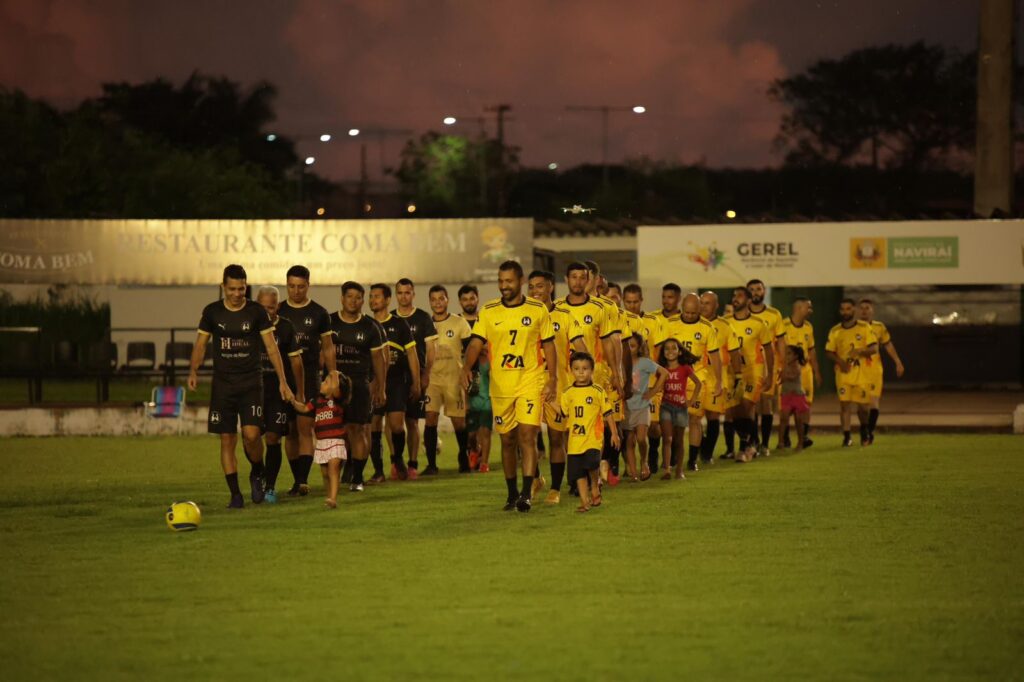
[705,316,739,413]
[374,313,417,415]
[725,313,773,404]
[556,295,616,396]
[471,296,554,434]
[198,299,275,433]
[862,320,891,398]
[641,312,668,417]
[427,313,473,418]
[545,306,584,431]
[781,317,817,403]
[750,305,785,396]
[596,295,632,422]
[261,316,303,435]
[663,315,720,416]
[826,321,878,404]
[560,381,613,482]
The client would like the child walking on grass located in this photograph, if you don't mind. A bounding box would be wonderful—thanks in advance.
[658,339,702,480]
[777,346,810,453]
[624,336,669,481]
[292,371,352,509]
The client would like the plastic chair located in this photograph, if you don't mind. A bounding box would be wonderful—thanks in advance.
[125,342,156,372]
[163,342,193,369]
[147,386,187,432]
[53,341,80,372]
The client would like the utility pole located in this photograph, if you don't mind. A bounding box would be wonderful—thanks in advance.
[487,104,511,216]
[566,104,646,196]
[974,0,1015,218]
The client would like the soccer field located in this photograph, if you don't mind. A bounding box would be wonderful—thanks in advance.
[0,434,1021,681]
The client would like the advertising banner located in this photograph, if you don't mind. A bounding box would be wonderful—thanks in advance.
[0,218,533,285]
[637,220,1024,289]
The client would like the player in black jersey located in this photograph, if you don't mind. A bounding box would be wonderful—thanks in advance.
[255,286,304,504]
[330,281,388,491]
[369,283,421,482]
[187,264,295,509]
[393,278,438,474]
[277,265,337,497]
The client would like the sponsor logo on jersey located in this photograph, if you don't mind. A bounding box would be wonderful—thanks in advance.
[501,354,525,368]
[209,411,221,424]
[242,322,251,332]
[521,316,532,326]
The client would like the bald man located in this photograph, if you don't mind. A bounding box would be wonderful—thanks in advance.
[699,291,739,462]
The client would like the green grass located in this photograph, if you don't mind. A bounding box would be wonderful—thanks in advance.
[0,377,212,404]
[0,434,1021,681]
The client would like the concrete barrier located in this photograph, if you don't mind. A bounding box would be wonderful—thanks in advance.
[0,406,208,437]
[1014,404,1024,434]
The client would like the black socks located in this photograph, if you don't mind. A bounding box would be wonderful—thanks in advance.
[392,430,406,463]
[370,431,384,476]
[687,444,701,467]
[265,443,282,489]
[723,421,735,453]
[455,429,470,471]
[352,457,367,485]
[760,414,774,447]
[225,472,241,496]
[550,461,565,490]
[701,420,720,461]
[868,408,879,435]
[647,435,660,473]
[505,477,518,501]
[424,426,439,468]
[298,454,314,484]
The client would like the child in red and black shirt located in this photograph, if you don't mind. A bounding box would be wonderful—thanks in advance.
[292,371,352,509]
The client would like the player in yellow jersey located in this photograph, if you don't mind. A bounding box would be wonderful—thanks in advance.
[779,297,822,448]
[858,298,905,444]
[560,351,620,512]
[825,298,879,447]
[746,279,786,457]
[663,293,722,471]
[528,270,586,504]
[426,285,474,472]
[724,286,774,462]
[645,283,682,468]
[699,291,740,463]
[591,272,633,482]
[622,283,667,476]
[461,260,557,512]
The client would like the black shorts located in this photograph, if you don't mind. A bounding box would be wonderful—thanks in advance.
[348,376,373,425]
[262,378,292,436]
[405,387,427,420]
[208,378,263,434]
[567,448,601,483]
[374,373,410,416]
[302,368,321,406]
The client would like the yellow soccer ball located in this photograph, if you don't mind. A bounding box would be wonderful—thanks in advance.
[166,501,202,532]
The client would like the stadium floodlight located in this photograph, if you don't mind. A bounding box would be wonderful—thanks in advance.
[632,106,646,114]
[266,134,277,142]
[407,204,417,213]
[725,210,737,219]
[305,156,315,165]
[316,207,326,216]
[548,162,558,170]
[348,128,360,137]
[320,134,332,142]
[443,116,457,125]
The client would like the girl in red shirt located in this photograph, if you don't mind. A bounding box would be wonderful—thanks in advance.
[293,371,352,509]
[658,339,702,480]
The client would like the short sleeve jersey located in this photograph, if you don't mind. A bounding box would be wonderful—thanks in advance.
[549,306,584,391]
[261,316,302,385]
[198,300,273,385]
[663,316,720,377]
[641,312,667,351]
[750,305,785,357]
[471,296,554,399]
[277,299,333,375]
[826,321,878,383]
[555,295,615,371]
[376,314,416,381]
[709,316,740,380]
[725,314,773,369]
[330,312,387,379]
[432,313,473,386]
[560,383,612,455]
[626,357,659,411]
[781,318,816,357]
[862,320,890,380]
[596,295,633,341]
[393,308,437,368]
[621,310,646,345]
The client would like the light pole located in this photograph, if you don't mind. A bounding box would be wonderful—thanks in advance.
[265,132,332,216]
[564,104,645,193]
[347,127,414,214]
[443,115,489,214]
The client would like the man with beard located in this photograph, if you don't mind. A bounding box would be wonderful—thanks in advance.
[426,285,473,472]
[724,286,774,463]
[368,283,420,482]
[826,299,879,446]
[779,297,822,448]
[746,279,786,457]
[698,291,739,464]
[394,279,438,474]
[460,261,557,512]
[458,284,487,469]
[646,283,681,468]
[857,298,905,444]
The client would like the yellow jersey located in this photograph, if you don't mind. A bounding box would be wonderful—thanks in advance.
[708,316,739,381]
[431,313,473,386]
[780,317,816,357]
[549,305,584,391]
[596,294,633,341]
[472,296,554,398]
[663,315,720,384]
[825,320,878,385]
[555,295,615,370]
[862,320,890,381]
[750,304,785,356]
[621,309,646,346]
[641,312,667,350]
[560,382,612,454]
[725,313,772,369]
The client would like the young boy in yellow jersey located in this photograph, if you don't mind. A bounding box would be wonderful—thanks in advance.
[826,298,879,447]
[426,285,474,472]
[560,351,620,512]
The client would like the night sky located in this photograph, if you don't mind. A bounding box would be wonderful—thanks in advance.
[1,0,978,181]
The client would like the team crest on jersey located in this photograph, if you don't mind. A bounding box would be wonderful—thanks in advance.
[553,321,561,332]
[856,334,862,341]
[242,321,251,332]
[209,411,221,424]
[585,396,593,404]
[695,332,702,340]
[446,330,454,338]
[304,317,313,326]
[521,316,532,326]
[357,333,365,341]
[745,327,753,335]
[495,416,504,425]
[584,315,593,324]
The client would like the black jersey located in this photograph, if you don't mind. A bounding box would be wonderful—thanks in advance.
[393,308,437,367]
[376,314,416,381]
[330,312,387,379]
[460,314,479,330]
[261,316,302,385]
[198,300,273,385]
[277,299,332,374]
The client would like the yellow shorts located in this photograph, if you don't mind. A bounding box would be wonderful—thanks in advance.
[800,364,815,404]
[544,400,568,432]
[740,366,766,403]
[425,380,466,418]
[723,374,742,410]
[862,371,883,399]
[491,394,542,434]
[607,388,625,423]
[837,381,869,405]
[701,377,727,415]
[648,391,662,419]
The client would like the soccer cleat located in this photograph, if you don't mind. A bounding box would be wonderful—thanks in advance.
[227,494,244,509]
[607,471,621,487]
[264,488,278,505]
[368,472,386,485]
[349,482,364,493]
[687,461,699,472]
[389,464,399,481]
[478,463,490,473]
[803,438,814,449]
[720,451,735,460]
[515,494,532,513]
[407,467,419,480]
[287,482,302,496]
[421,465,439,476]
[502,497,517,511]
[842,436,854,448]
[599,460,610,483]
[468,450,480,471]
[660,469,672,480]
[759,446,770,458]
[250,473,265,504]
[544,489,561,505]
[675,471,687,480]
[531,476,546,499]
